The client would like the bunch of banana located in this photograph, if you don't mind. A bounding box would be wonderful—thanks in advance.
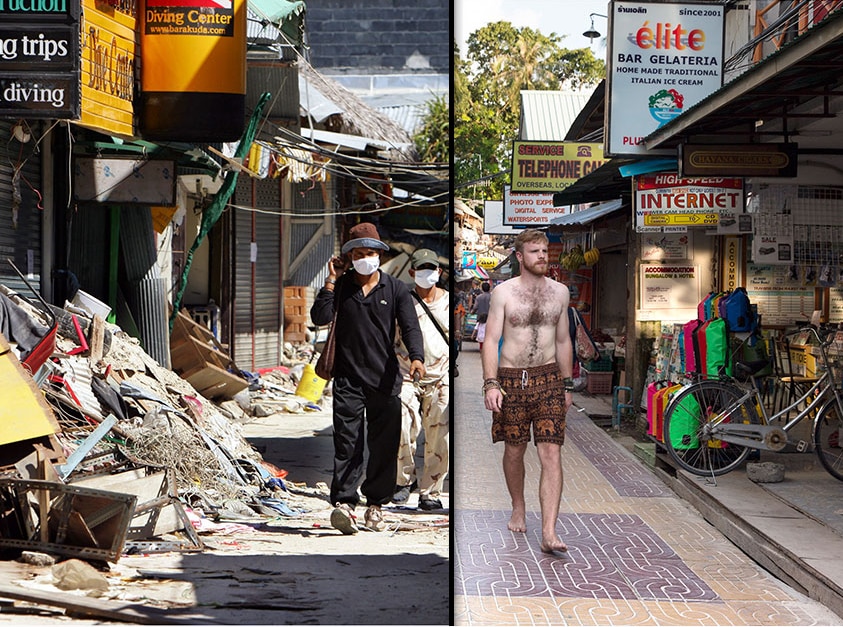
[583,247,600,266]
[559,245,586,270]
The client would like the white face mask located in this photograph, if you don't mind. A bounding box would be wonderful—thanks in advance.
[352,256,380,276]
[414,268,440,289]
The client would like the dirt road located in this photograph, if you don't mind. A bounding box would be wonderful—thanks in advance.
[1,402,450,625]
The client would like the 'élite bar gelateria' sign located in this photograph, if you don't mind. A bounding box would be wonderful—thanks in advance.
[606,1,724,157]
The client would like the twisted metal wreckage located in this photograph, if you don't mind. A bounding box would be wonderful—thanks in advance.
[0,263,296,566]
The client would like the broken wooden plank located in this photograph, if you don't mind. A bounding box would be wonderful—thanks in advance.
[89,314,105,362]
[172,309,241,369]
[171,333,228,370]
[37,451,50,544]
[0,582,220,625]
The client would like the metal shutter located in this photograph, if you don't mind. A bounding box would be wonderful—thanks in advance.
[232,176,283,370]
[0,121,43,293]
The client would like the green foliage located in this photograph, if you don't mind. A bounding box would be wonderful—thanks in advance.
[413,94,450,163]
[455,21,605,200]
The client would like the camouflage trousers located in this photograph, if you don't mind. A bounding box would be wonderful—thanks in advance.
[396,376,450,498]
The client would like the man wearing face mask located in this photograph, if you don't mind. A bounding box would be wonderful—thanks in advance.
[310,222,425,534]
[392,249,450,511]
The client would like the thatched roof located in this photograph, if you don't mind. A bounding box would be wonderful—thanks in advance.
[299,61,417,160]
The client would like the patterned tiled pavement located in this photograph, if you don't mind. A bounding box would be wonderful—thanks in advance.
[454,344,843,625]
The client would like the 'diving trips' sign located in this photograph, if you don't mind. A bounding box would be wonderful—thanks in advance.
[0,7,81,117]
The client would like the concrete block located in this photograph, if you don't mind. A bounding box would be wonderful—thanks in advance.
[747,461,786,483]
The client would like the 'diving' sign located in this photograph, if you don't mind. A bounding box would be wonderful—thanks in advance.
[0,76,77,116]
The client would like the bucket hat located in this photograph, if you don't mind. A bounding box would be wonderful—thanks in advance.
[341,222,390,255]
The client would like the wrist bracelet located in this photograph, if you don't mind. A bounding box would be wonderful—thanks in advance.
[482,379,502,394]
[325,277,336,284]
[562,376,574,392]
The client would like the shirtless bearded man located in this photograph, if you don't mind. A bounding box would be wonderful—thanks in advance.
[482,228,574,553]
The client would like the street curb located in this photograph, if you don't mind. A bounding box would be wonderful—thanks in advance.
[656,458,843,618]
[578,400,843,617]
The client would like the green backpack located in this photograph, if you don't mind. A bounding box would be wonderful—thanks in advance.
[705,317,732,377]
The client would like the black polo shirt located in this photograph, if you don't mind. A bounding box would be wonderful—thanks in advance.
[311,270,425,396]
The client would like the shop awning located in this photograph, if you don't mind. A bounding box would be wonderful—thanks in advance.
[248,0,306,46]
[550,161,632,206]
[456,267,489,282]
[77,139,222,175]
[455,198,482,219]
[549,198,625,227]
[551,158,679,207]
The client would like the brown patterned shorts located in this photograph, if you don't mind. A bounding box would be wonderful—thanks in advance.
[491,362,567,446]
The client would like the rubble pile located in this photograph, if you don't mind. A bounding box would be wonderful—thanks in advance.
[0,282,314,564]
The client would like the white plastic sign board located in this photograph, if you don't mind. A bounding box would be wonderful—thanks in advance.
[606,1,724,156]
[503,186,568,226]
[74,158,176,205]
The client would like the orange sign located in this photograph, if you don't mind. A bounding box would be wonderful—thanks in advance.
[141,0,245,94]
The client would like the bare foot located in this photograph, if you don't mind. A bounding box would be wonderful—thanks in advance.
[540,535,568,554]
[507,510,527,533]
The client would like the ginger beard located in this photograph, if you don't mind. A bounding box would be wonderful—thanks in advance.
[518,245,549,278]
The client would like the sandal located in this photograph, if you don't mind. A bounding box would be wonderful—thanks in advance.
[330,503,358,535]
[364,505,384,531]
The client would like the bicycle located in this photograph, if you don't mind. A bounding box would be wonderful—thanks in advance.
[662,324,843,481]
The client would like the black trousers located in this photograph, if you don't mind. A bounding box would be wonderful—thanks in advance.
[330,376,402,507]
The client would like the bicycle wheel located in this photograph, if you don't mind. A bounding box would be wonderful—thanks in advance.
[814,400,843,482]
[663,379,760,476]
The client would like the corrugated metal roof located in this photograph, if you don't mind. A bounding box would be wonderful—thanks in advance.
[376,104,423,135]
[549,198,625,227]
[299,74,344,123]
[300,127,399,151]
[519,91,592,141]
